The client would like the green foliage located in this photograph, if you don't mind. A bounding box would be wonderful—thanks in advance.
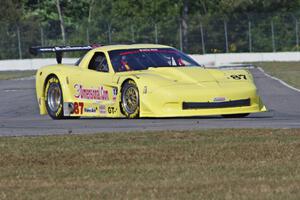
[1,0,300,59]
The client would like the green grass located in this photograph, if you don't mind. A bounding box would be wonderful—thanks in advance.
[257,62,300,89]
[0,70,36,80]
[0,129,300,199]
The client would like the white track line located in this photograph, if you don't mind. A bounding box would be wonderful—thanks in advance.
[15,76,35,81]
[257,67,300,93]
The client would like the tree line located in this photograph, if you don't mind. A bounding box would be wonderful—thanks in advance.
[0,0,300,59]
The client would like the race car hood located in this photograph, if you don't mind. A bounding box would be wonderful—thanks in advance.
[116,67,251,83]
[146,67,216,83]
[114,67,252,92]
[115,67,217,84]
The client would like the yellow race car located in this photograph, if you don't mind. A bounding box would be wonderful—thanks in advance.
[30,44,266,119]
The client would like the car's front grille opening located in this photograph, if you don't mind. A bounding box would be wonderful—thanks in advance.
[182,98,250,110]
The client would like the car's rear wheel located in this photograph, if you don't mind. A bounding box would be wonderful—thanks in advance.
[121,80,140,118]
[45,76,64,119]
[222,113,250,118]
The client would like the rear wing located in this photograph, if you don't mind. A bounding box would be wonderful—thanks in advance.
[29,45,100,64]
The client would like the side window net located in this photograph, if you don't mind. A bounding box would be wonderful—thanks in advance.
[88,52,109,72]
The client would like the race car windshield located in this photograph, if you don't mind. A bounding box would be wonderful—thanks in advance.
[108,48,201,72]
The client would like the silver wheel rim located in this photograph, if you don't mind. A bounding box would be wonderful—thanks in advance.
[122,86,139,114]
[47,83,61,112]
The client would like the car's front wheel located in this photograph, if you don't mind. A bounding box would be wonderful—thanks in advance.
[45,76,64,119]
[120,80,140,118]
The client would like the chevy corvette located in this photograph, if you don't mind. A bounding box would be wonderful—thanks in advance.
[30,44,266,119]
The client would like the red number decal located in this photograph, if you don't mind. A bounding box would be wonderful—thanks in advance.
[74,102,79,114]
[79,102,84,114]
[74,102,84,114]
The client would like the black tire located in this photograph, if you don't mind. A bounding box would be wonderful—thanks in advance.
[120,80,140,118]
[45,76,64,119]
[222,113,250,118]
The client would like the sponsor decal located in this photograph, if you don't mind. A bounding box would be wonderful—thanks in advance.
[56,104,63,117]
[112,88,117,101]
[84,107,97,113]
[143,86,148,94]
[119,49,178,56]
[74,102,84,114]
[213,97,226,102]
[108,107,117,114]
[99,105,106,114]
[74,84,109,100]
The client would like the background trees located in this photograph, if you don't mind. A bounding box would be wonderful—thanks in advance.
[0,0,300,59]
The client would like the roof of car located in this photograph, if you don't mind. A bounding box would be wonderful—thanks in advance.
[94,43,173,51]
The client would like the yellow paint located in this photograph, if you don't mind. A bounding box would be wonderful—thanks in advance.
[36,44,266,118]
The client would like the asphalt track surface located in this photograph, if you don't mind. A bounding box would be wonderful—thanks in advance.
[0,68,300,136]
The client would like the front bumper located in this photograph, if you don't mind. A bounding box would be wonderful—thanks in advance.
[139,82,267,117]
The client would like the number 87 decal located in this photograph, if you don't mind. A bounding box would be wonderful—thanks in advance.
[74,102,84,114]
[230,74,247,80]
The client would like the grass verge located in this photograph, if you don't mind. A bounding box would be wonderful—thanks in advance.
[0,129,300,199]
[256,62,300,89]
[0,70,36,80]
